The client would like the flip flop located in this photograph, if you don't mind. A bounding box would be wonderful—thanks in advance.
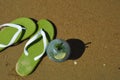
[0,17,36,51]
[16,19,55,76]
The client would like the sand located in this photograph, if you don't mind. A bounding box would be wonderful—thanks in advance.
[0,0,120,80]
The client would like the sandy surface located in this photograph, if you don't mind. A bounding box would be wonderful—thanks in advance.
[0,0,120,80]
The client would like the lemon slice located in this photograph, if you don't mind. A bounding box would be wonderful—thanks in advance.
[54,52,66,59]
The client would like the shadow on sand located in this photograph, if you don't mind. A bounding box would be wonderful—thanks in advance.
[67,39,91,60]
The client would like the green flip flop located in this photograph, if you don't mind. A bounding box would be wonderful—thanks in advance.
[16,19,55,76]
[0,17,36,51]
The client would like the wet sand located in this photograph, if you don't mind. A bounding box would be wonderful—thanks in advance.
[0,0,120,80]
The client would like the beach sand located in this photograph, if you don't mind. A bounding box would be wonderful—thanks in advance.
[0,0,120,80]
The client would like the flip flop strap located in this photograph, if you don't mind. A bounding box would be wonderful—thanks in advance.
[24,29,47,61]
[0,23,25,48]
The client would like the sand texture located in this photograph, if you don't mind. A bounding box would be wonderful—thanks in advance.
[0,0,120,80]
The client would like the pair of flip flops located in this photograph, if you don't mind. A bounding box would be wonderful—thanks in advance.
[0,17,55,76]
